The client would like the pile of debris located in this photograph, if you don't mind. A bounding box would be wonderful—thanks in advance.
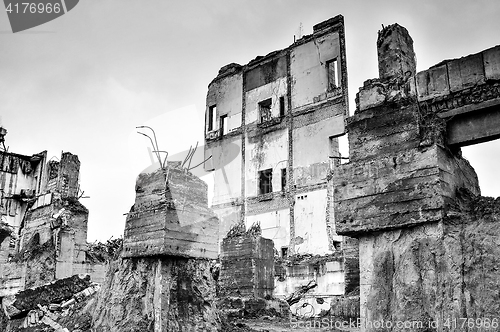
[284,280,318,306]
[85,237,122,263]
[225,221,261,239]
[1,275,100,332]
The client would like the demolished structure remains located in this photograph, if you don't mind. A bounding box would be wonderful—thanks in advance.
[204,15,359,313]
[0,131,106,298]
[333,23,500,330]
[2,13,500,332]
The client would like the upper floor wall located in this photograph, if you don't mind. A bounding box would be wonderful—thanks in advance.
[204,15,348,141]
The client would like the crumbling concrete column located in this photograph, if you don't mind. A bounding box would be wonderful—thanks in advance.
[95,163,220,331]
[377,23,416,81]
[123,162,218,259]
[47,152,80,198]
[219,233,274,298]
[332,23,482,331]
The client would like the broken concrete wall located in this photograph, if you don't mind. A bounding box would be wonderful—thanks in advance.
[357,193,500,331]
[0,149,106,297]
[246,209,290,253]
[333,22,500,331]
[123,162,219,259]
[416,45,500,102]
[23,237,56,288]
[46,152,80,198]
[415,45,500,147]
[220,234,274,298]
[18,194,90,286]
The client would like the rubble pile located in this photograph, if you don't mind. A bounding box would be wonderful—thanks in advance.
[225,221,261,240]
[85,238,122,263]
[1,275,99,332]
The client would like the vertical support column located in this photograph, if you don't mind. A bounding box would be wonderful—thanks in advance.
[377,23,416,81]
[240,69,247,225]
[332,23,481,331]
[286,49,296,254]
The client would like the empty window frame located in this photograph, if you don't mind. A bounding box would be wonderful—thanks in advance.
[279,96,285,117]
[259,98,272,123]
[326,58,339,91]
[329,136,339,157]
[208,105,216,132]
[329,136,340,166]
[259,168,273,195]
[281,246,288,258]
[220,114,228,136]
[281,168,287,191]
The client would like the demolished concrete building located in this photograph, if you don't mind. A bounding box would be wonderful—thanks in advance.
[0,129,106,297]
[204,15,358,313]
[333,23,500,330]
[4,15,500,332]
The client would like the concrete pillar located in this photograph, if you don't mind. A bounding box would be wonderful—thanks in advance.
[220,235,274,298]
[332,24,482,331]
[57,153,80,198]
[377,23,416,81]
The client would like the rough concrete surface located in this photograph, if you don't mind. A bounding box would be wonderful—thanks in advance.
[358,191,500,332]
[90,257,219,332]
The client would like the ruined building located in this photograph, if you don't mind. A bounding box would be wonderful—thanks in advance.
[98,162,221,331]
[204,15,352,309]
[0,129,105,297]
[333,23,500,330]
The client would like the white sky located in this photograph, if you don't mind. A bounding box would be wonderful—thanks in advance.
[1,1,500,242]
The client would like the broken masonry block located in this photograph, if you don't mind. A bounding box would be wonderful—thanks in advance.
[1,274,91,319]
[123,162,219,259]
[220,233,274,298]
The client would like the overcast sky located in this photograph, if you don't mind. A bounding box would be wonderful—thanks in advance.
[1,0,499,242]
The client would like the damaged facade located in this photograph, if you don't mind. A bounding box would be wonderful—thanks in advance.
[4,14,500,332]
[0,130,106,298]
[204,15,354,311]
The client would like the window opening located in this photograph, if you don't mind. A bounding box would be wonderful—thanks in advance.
[259,168,273,195]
